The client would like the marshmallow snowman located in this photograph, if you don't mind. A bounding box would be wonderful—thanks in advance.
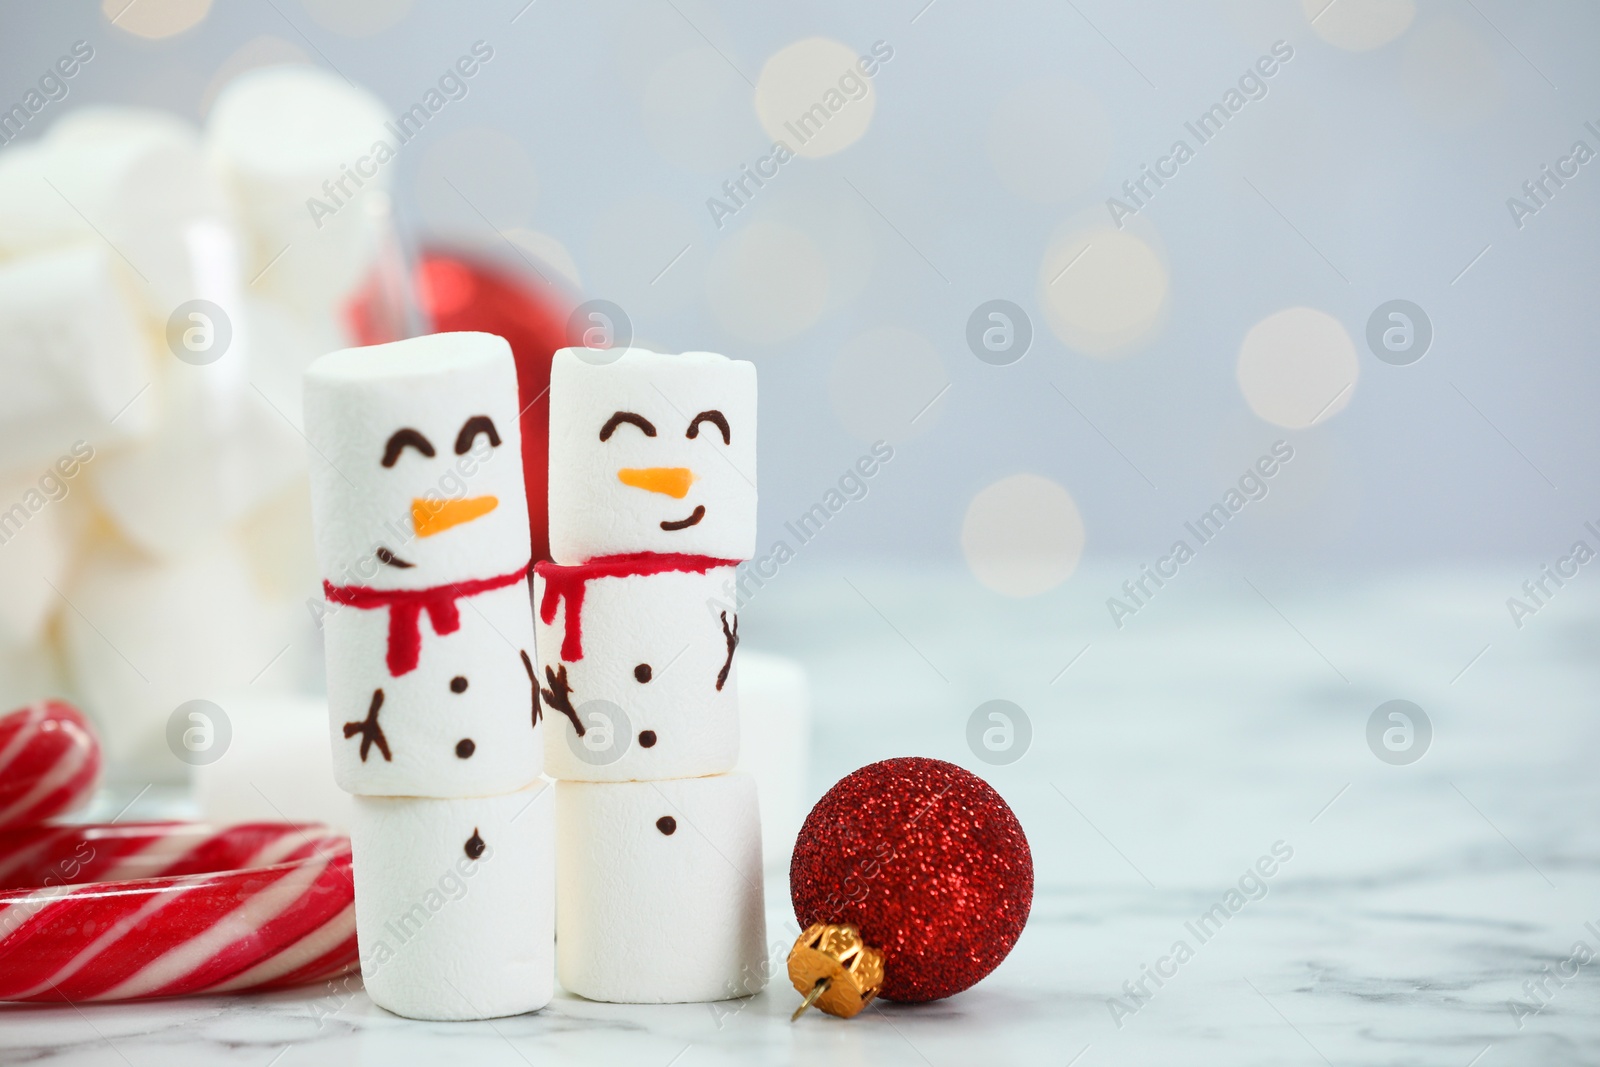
[539,347,754,780]
[306,332,553,1021]
[352,780,554,1020]
[547,348,756,564]
[556,775,766,1003]
[543,345,766,1005]
[534,561,739,781]
[305,332,540,796]
[322,577,538,797]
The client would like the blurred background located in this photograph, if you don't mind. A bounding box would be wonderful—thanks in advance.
[3,0,1600,1059]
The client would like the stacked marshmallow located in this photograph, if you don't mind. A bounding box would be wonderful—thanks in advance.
[539,347,766,1003]
[304,333,552,1021]
[0,66,397,781]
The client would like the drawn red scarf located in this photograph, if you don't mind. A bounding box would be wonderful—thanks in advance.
[535,553,737,662]
[324,562,532,677]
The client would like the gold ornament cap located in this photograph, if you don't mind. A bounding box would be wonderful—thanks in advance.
[787,923,885,1020]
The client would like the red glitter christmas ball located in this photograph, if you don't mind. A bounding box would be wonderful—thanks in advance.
[790,757,1033,1003]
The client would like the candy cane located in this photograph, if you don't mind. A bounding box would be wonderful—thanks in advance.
[0,701,100,830]
[0,822,358,1002]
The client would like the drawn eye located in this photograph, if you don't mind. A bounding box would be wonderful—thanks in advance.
[382,428,435,467]
[599,411,657,442]
[455,415,501,455]
[686,410,730,445]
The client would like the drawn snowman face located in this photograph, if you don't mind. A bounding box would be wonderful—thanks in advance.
[305,333,531,590]
[547,348,757,564]
[371,412,510,569]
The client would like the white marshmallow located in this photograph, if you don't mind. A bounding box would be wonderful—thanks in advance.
[0,465,86,712]
[58,536,300,782]
[87,302,309,561]
[306,333,541,797]
[734,650,812,871]
[0,245,154,471]
[0,145,64,253]
[193,693,354,830]
[237,479,320,604]
[556,774,766,1003]
[534,564,739,782]
[548,347,756,564]
[0,466,80,645]
[0,108,228,317]
[232,481,325,696]
[352,781,554,1020]
[247,296,354,429]
[207,66,393,316]
[324,581,539,797]
[305,332,532,591]
[46,105,198,149]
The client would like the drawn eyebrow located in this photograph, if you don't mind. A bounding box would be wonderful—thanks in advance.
[382,428,435,467]
[599,411,657,441]
[686,410,730,445]
[455,415,501,455]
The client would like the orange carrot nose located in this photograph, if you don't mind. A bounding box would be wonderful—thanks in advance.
[617,467,695,499]
[413,495,499,538]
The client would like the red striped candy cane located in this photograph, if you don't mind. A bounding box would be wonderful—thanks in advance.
[0,701,100,830]
[0,822,358,1002]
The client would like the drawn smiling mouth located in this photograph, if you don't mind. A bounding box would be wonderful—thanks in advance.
[376,547,415,569]
[660,505,706,531]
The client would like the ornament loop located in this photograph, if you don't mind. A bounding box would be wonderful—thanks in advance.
[787,923,884,1020]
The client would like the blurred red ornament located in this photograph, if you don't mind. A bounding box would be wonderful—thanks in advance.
[789,756,1033,1006]
[346,249,573,562]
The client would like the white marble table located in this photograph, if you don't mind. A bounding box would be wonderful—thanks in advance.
[6,565,1599,1065]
